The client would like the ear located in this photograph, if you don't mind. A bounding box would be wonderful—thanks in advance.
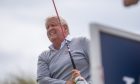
[63,24,69,33]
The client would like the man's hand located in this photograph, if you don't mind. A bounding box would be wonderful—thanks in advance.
[66,80,75,84]
[66,69,81,84]
[71,69,81,79]
[70,69,88,84]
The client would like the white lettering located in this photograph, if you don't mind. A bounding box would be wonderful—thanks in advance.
[123,76,135,84]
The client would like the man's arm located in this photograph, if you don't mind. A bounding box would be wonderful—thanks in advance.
[80,37,90,61]
[37,54,66,84]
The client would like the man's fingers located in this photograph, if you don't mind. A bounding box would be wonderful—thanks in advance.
[71,69,81,78]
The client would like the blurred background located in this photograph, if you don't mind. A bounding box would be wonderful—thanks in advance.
[0,0,140,84]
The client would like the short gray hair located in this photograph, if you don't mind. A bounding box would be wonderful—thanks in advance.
[45,16,68,26]
[45,16,69,34]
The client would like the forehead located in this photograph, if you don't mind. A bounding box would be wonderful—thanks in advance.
[46,17,59,25]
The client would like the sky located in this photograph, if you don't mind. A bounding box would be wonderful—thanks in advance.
[0,0,140,80]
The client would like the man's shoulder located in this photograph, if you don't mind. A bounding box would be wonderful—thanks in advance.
[38,50,51,64]
[72,36,89,43]
[38,50,50,59]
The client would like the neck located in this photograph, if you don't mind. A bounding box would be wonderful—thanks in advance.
[52,34,68,49]
[53,38,65,50]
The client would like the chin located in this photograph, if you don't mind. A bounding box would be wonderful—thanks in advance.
[50,38,57,42]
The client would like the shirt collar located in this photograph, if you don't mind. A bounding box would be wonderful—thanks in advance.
[49,35,72,50]
[65,35,72,41]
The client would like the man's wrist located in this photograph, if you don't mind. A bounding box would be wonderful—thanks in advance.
[74,76,85,83]
[66,80,75,84]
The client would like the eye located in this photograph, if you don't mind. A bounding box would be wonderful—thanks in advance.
[51,24,56,27]
[47,23,59,30]
[47,24,54,29]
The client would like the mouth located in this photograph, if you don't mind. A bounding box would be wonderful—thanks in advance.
[48,29,57,37]
[50,29,56,35]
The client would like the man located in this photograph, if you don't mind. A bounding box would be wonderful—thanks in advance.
[37,16,91,84]
[123,0,139,7]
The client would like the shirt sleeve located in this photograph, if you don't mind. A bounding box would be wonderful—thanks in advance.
[75,76,89,84]
[79,37,93,84]
[76,79,92,84]
[37,52,66,84]
[80,37,90,62]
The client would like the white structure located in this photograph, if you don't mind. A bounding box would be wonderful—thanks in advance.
[89,23,140,84]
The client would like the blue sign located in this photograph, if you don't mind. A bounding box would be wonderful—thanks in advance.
[100,32,140,84]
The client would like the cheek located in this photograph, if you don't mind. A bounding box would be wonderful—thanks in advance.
[46,31,49,37]
[58,28,65,34]
[46,32,52,41]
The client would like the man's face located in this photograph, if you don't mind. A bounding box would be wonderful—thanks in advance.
[46,17,67,43]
